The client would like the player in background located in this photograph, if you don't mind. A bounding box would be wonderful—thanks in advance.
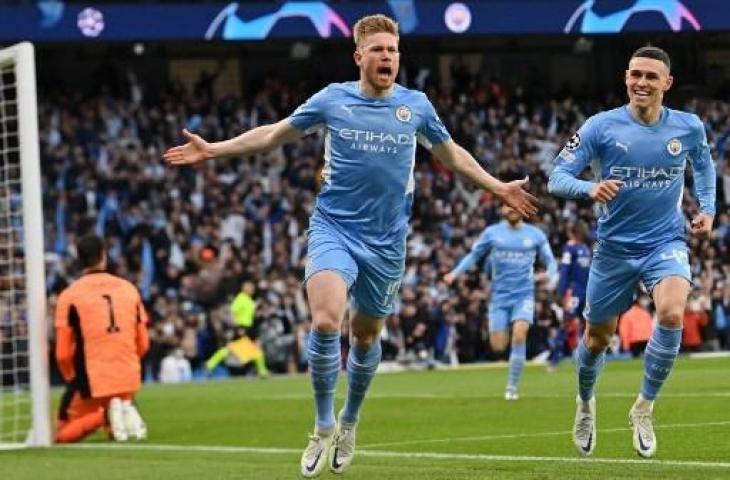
[548,46,716,458]
[165,14,537,477]
[54,234,149,443]
[444,204,557,400]
[548,220,591,370]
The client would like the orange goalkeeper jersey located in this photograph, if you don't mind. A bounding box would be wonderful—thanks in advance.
[55,272,150,398]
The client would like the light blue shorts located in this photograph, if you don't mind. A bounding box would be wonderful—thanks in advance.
[304,215,405,318]
[488,294,535,332]
[584,239,691,324]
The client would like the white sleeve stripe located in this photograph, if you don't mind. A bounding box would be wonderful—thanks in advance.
[322,130,332,185]
[416,133,432,150]
[303,123,325,136]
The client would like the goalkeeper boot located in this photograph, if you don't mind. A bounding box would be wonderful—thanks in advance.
[108,397,128,442]
[122,400,147,440]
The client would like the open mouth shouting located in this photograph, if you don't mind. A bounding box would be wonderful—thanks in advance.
[376,65,393,81]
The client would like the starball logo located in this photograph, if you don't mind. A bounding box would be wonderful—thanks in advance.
[206,2,350,40]
[564,0,701,34]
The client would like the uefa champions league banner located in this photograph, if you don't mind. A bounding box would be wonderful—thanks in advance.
[0,0,728,42]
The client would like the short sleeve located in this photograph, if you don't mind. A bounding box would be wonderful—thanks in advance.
[288,86,330,134]
[417,95,451,147]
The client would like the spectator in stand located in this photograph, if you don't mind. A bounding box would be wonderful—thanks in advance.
[682,294,709,352]
[618,295,654,358]
[381,315,405,361]
[159,348,192,383]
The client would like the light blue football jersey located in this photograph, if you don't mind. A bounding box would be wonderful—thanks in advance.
[549,105,716,249]
[452,221,557,304]
[288,81,451,248]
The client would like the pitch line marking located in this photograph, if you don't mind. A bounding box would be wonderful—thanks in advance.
[361,420,730,448]
[225,392,730,401]
[63,442,730,469]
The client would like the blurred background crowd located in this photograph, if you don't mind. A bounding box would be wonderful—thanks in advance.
[34,62,729,384]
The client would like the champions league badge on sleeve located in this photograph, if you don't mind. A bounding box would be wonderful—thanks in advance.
[558,148,576,163]
[565,132,581,151]
[667,138,682,156]
[395,105,412,123]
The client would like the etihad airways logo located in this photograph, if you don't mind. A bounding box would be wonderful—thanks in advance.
[339,128,414,154]
[493,250,536,262]
[609,165,683,189]
[339,129,412,144]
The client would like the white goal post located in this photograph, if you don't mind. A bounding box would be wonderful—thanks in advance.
[0,42,50,448]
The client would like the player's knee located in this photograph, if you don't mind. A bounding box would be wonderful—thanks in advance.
[54,431,76,443]
[311,309,341,333]
[490,339,507,355]
[351,332,379,350]
[585,329,611,352]
[512,326,529,344]
[656,308,683,329]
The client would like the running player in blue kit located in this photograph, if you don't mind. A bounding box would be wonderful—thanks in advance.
[444,204,558,401]
[548,46,716,458]
[165,14,537,477]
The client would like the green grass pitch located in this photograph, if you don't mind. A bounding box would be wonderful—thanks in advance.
[4,356,730,479]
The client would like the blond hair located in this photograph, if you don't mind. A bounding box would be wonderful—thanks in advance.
[353,14,399,47]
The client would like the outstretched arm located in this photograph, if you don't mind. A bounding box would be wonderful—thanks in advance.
[164,119,303,166]
[538,239,559,290]
[431,140,538,218]
[444,250,482,285]
[444,229,493,285]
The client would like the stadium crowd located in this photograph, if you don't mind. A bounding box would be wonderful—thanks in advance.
[38,68,730,382]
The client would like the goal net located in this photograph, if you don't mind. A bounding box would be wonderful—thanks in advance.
[0,42,50,448]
